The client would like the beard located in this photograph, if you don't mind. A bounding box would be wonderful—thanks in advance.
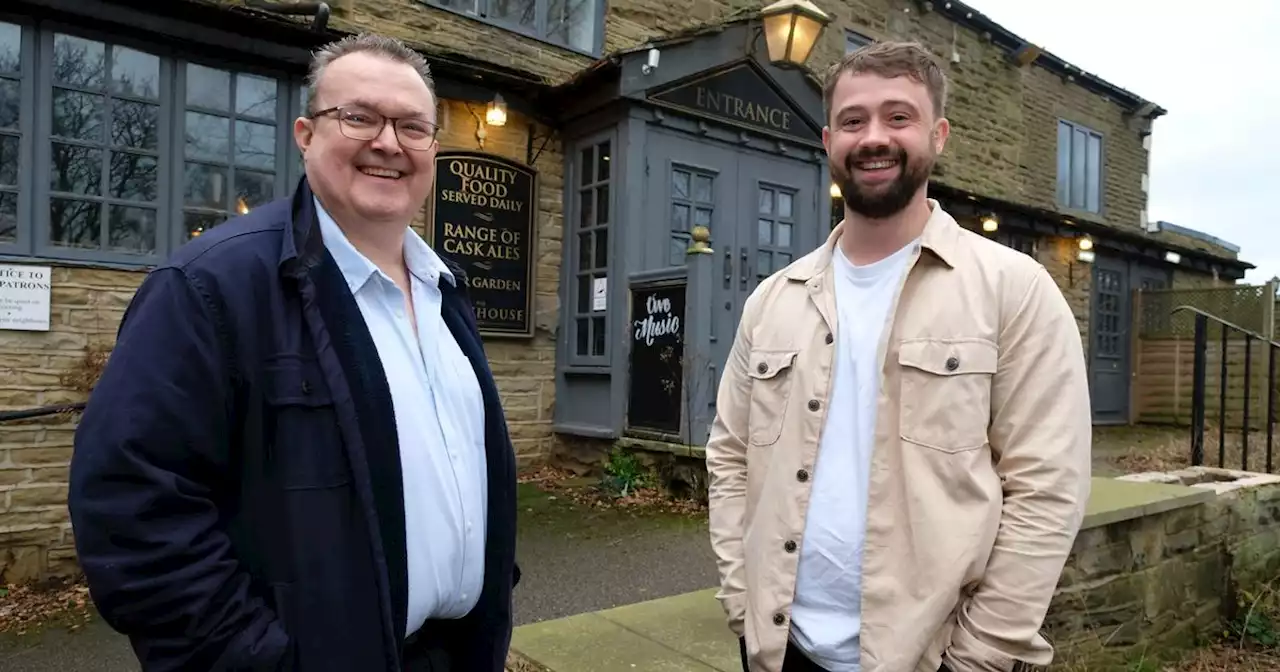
[832,144,934,220]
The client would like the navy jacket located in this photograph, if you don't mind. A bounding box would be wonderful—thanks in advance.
[68,178,519,672]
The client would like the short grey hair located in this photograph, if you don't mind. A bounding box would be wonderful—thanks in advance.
[305,32,436,115]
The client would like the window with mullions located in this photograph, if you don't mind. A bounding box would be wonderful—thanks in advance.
[0,19,306,265]
[669,166,713,267]
[180,63,284,239]
[756,185,795,279]
[1056,119,1102,213]
[424,0,602,55]
[571,138,610,362]
[0,21,24,249]
[45,33,162,254]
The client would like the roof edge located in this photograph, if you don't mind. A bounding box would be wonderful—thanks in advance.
[930,182,1253,272]
[933,0,1167,119]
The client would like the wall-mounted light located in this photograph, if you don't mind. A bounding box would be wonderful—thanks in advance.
[485,94,507,127]
[1078,236,1093,251]
[981,214,998,232]
[236,197,250,215]
[760,0,832,68]
[829,182,842,199]
[1077,249,1095,263]
[1165,250,1182,264]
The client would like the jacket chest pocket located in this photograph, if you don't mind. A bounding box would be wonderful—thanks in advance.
[746,349,800,447]
[263,357,353,490]
[897,338,997,453]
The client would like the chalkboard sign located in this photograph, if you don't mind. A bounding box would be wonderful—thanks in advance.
[626,280,686,435]
[429,151,537,338]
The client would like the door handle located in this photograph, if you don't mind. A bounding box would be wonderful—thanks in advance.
[723,248,732,290]
[740,247,748,290]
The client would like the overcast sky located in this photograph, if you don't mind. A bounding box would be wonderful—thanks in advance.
[964,0,1280,284]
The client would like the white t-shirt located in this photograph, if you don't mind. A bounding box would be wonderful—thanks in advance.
[789,237,921,672]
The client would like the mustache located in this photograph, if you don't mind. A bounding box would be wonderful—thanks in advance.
[845,145,908,170]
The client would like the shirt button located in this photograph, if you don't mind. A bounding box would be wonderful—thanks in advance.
[784,540,797,553]
[773,612,786,626]
[796,469,809,482]
[945,356,959,371]
[824,333,833,344]
[756,362,768,374]
[807,399,820,411]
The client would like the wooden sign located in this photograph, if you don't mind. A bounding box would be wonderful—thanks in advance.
[430,151,537,338]
[625,279,686,435]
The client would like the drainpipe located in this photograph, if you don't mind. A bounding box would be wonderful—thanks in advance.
[242,0,332,33]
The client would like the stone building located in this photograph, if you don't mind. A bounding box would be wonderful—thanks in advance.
[0,0,1253,581]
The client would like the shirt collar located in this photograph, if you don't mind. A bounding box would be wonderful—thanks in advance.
[313,196,456,294]
[784,198,959,283]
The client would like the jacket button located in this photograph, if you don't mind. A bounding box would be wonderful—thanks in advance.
[773,612,786,626]
[945,356,959,371]
[807,399,820,411]
[824,332,833,344]
[784,540,797,553]
[757,362,768,374]
[796,469,809,482]
[301,380,312,395]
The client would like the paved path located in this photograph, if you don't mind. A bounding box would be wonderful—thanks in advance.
[0,484,719,671]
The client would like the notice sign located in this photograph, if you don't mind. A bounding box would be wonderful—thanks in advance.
[430,151,537,338]
[0,263,52,331]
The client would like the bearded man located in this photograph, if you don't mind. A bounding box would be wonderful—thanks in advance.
[705,41,1092,672]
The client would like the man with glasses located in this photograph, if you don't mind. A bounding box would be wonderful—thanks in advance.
[68,33,519,672]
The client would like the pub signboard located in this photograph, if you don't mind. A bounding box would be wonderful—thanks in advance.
[429,151,537,338]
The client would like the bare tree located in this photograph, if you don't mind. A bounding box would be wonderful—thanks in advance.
[48,36,160,251]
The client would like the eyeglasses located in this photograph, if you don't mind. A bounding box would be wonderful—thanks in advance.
[310,105,439,151]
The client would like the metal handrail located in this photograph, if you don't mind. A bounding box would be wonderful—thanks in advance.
[0,402,85,423]
[1170,305,1280,348]
[1172,305,1278,472]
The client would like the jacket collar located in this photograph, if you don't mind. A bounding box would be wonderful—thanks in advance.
[277,175,470,288]
[279,176,324,279]
[783,198,961,282]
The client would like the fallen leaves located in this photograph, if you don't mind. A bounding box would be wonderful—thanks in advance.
[1165,643,1280,671]
[0,576,95,635]
[518,466,706,516]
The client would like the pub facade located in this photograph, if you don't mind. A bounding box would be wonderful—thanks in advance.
[0,0,1253,580]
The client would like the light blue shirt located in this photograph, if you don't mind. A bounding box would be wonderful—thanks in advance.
[315,198,488,633]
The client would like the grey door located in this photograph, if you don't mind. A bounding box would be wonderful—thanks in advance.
[1090,254,1133,424]
[644,131,742,442]
[642,132,822,445]
[734,153,819,326]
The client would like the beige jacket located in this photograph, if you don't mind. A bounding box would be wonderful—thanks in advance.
[706,201,1092,672]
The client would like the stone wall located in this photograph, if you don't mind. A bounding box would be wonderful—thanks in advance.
[1044,469,1280,669]
[241,0,1154,237]
[803,1,1152,237]
[0,99,559,583]
[0,268,132,584]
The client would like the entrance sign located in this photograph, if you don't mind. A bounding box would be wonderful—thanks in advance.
[626,279,686,435]
[0,264,52,332]
[430,151,538,338]
[647,60,821,145]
